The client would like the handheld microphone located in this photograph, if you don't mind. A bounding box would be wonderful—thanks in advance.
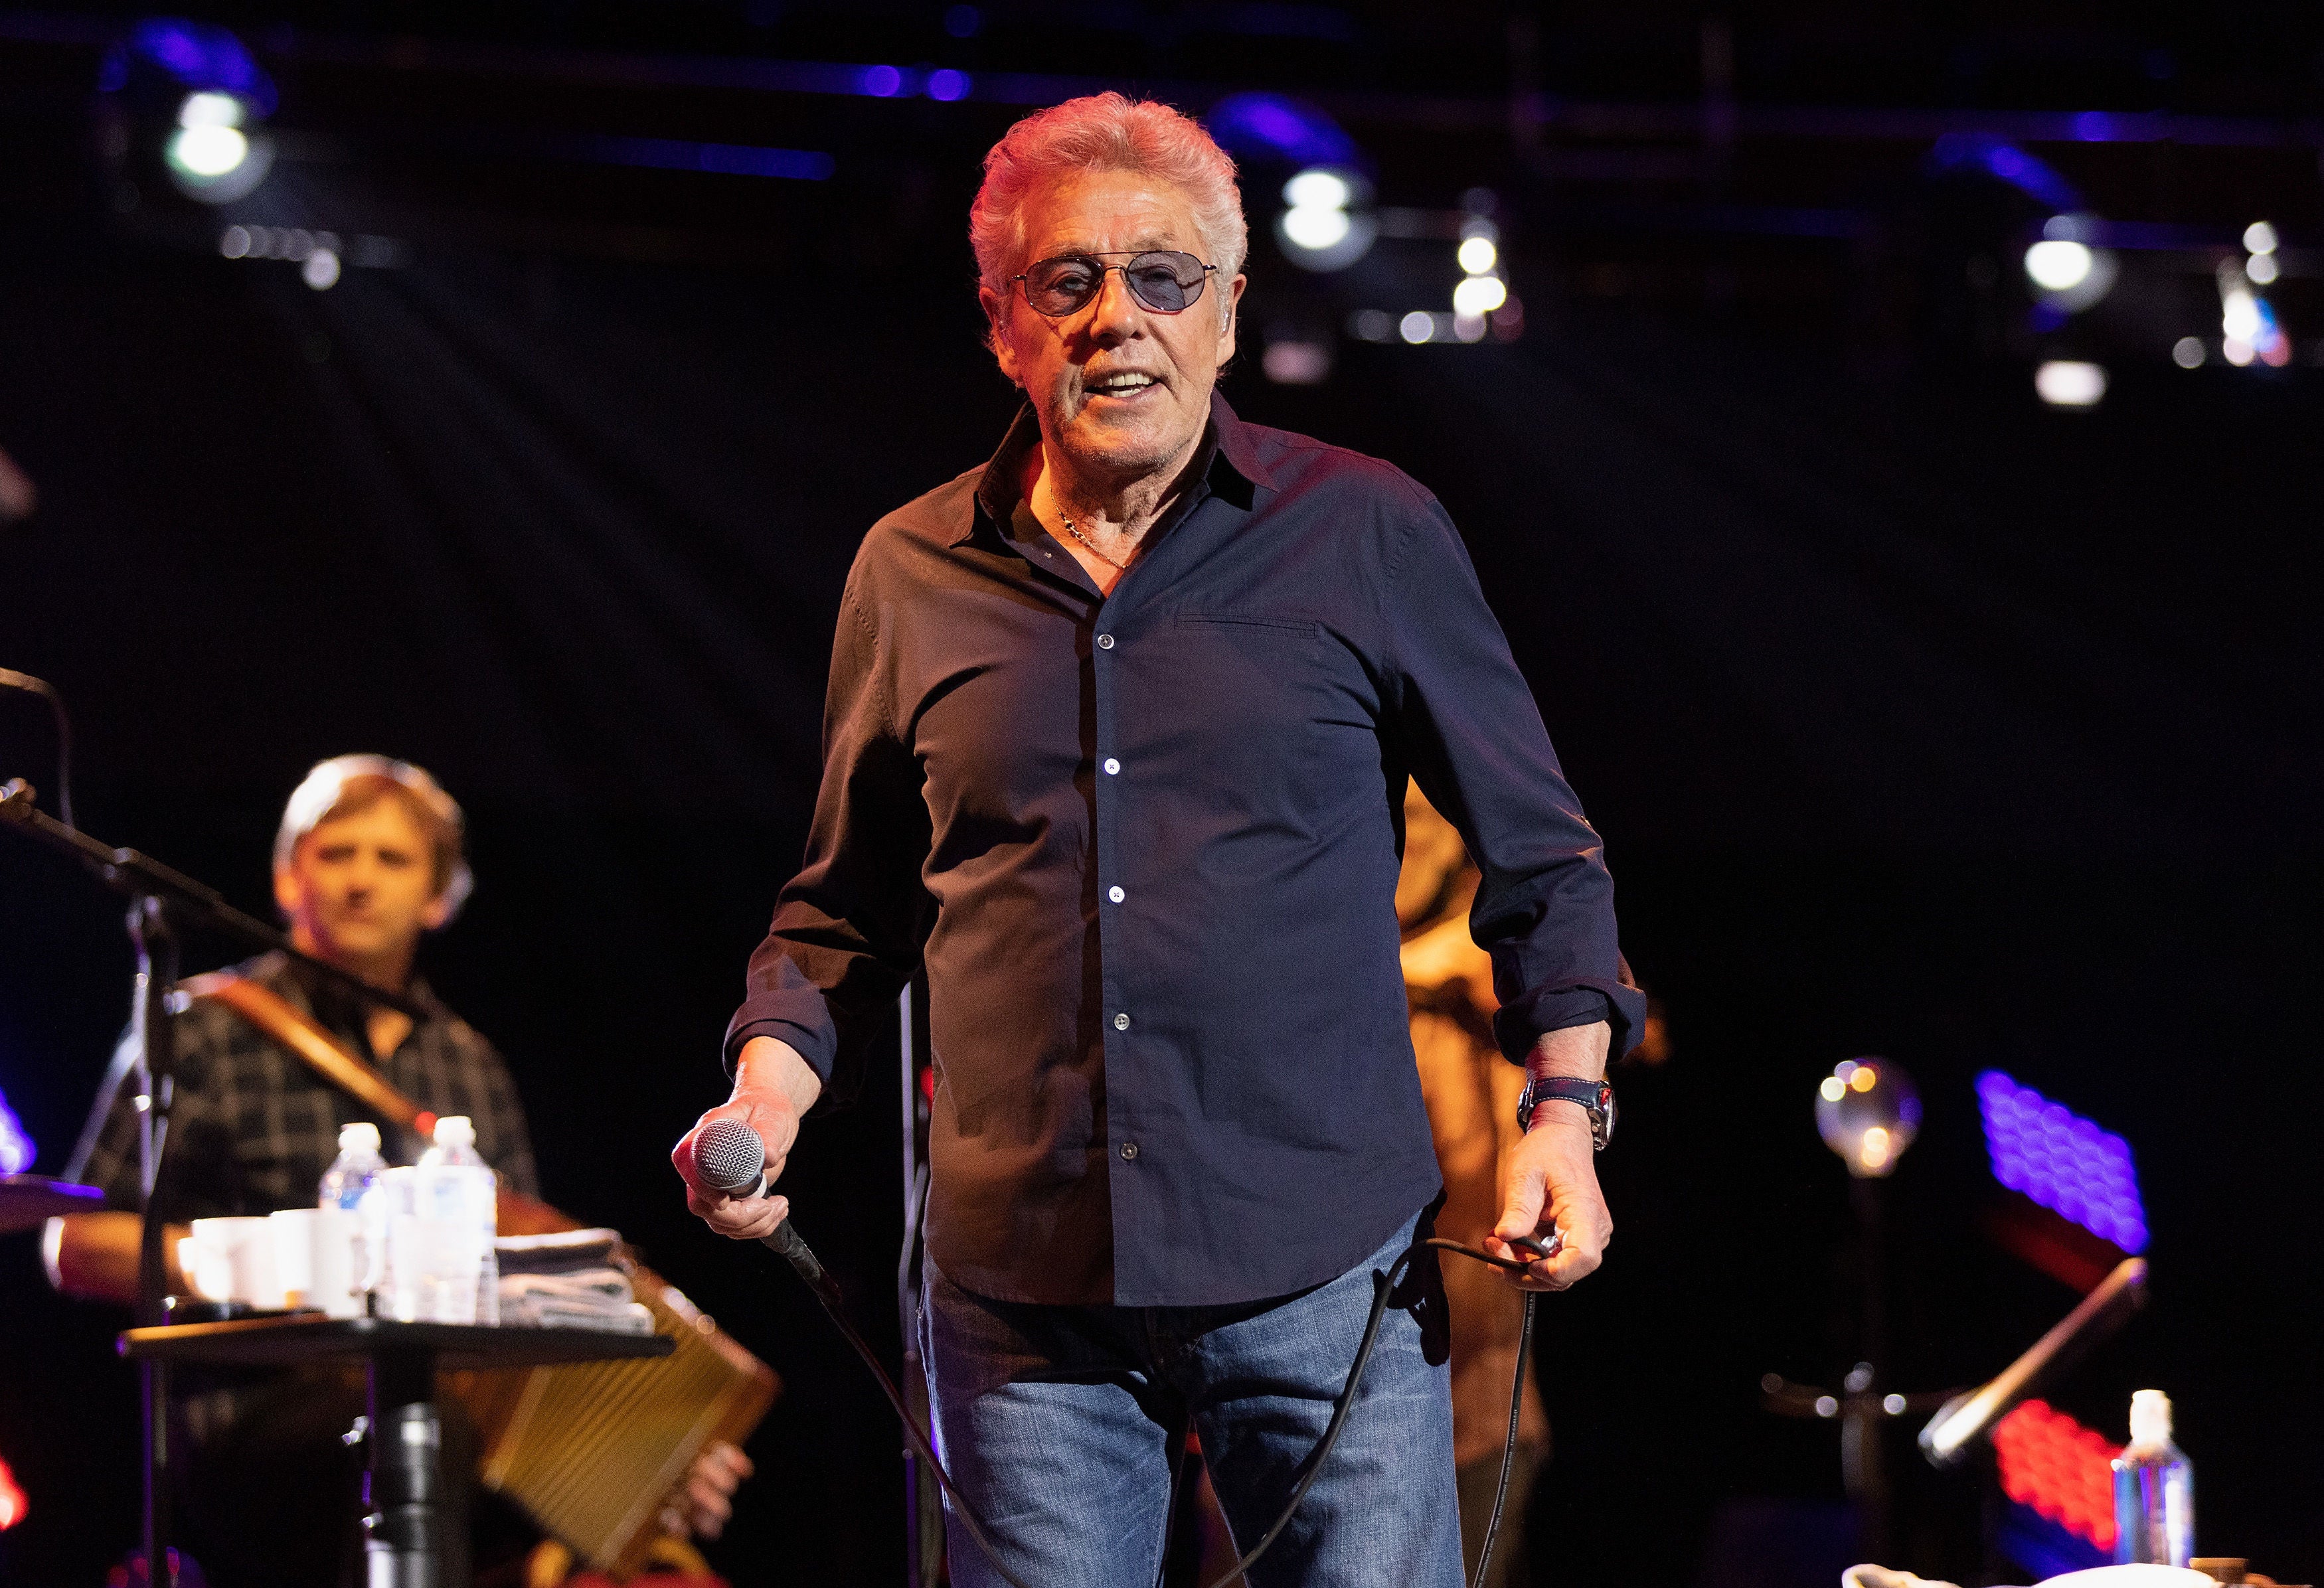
[691,1117,830,1293]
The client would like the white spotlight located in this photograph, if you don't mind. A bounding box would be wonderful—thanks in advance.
[1276,166,1375,273]
[302,248,341,290]
[2247,252,2280,285]
[1398,311,1435,345]
[2034,360,2108,407]
[1281,205,1351,252]
[2024,239,2094,293]
[1452,276,1508,317]
[2243,220,2279,256]
[1457,236,1498,276]
[167,123,249,179]
[2172,337,2205,368]
[1282,169,1352,212]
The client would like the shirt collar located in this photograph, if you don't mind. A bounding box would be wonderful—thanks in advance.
[958,387,1272,549]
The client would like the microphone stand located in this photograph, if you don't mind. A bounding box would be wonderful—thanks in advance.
[0,777,426,1586]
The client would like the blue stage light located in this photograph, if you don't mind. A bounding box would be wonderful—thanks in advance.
[1204,93,1361,170]
[1976,1072,2147,1253]
[0,1083,33,1174]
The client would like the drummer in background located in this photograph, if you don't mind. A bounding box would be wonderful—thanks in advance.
[44,755,748,1587]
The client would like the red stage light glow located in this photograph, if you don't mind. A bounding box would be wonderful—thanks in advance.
[0,1449,27,1530]
[1993,1398,2120,1550]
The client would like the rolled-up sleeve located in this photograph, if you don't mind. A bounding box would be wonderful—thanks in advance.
[1380,485,1647,1063]
[723,570,933,1103]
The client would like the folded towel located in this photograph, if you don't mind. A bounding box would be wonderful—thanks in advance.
[500,1269,633,1304]
[495,1228,624,1276]
[499,1294,657,1334]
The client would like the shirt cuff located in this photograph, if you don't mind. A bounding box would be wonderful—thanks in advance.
[721,996,840,1087]
[1491,980,1648,1068]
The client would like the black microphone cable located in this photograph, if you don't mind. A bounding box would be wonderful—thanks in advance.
[697,1121,1547,1588]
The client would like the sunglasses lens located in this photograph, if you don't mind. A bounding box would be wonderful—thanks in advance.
[1025,257,1101,316]
[1021,253,1209,316]
[1125,253,1206,313]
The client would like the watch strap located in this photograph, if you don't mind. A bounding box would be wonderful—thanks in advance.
[1517,1076,1614,1149]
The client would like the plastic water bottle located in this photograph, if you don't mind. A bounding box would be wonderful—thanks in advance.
[319,1121,387,1210]
[2113,1389,2195,1565]
[414,1115,500,1325]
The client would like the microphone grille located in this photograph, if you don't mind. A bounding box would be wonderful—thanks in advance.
[694,1117,768,1196]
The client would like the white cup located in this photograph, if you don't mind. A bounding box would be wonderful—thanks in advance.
[186,1216,283,1308]
[271,1207,361,1318]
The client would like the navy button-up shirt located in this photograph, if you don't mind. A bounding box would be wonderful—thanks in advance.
[726,392,1642,1307]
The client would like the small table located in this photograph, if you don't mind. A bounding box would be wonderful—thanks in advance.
[122,1316,673,1587]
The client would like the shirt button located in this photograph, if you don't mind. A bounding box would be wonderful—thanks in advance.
[1096,633,1115,650]
[1103,758,1120,775]
[1120,1142,1139,1160]
[1108,886,1125,903]
[1114,1012,1131,1030]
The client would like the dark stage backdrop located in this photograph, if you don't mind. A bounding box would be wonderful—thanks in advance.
[1,230,2318,1585]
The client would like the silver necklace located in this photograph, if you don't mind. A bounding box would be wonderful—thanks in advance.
[1058,515,1135,574]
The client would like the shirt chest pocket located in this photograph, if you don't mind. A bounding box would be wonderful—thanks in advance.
[1136,613,1376,783]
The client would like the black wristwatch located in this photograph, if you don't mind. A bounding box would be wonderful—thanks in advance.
[1516,1076,1616,1150]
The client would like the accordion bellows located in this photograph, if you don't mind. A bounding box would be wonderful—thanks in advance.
[446,1190,780,1575]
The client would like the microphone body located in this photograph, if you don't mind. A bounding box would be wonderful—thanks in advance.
[691,1117,830,1291]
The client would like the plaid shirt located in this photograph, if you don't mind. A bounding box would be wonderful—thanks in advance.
[67,952,539,1222]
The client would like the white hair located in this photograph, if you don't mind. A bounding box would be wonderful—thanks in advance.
[969,93,1248,303]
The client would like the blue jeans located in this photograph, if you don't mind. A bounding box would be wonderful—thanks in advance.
[920,1211,1463,1588]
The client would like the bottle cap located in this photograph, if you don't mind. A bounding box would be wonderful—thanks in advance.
[338,1122,382,1152]
[2130,1388,2174,1446]
[433,1115,475,1147]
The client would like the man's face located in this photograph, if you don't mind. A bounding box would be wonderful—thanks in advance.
[273,797,448,963]
[982,168,1246,483]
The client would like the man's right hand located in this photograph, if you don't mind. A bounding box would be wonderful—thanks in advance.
[671,1036,822,1242]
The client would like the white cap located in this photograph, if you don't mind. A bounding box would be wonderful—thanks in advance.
[432,1115,475,1147]
[2129,1388,2174,1447]
[338,1122,382,1152]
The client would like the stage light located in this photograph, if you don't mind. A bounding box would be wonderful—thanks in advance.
[926,68,971,102]
[301,247,341,289]
[1275,165,1376,272]
[1452,276,1507,317]
[860,64,903,96]
[2024,240,2093,293]
[1399,311,1435,344]
[0,1083,31,1175]
[1262,340,1332,384]
[99,20,278,206]
[1282,202,1350,252]
[2034,361,2108,408]
[2244,220,2279,256]
[2172,337,2205,368]
[2023,215,2117,312]
[2247,252,2280,285]
[1815,1058,1920,1178]
[0,1450,25,1530]
[1975,1072,2147,1252]
[1993,1399,2121,1553]
[1457,235,1497,275]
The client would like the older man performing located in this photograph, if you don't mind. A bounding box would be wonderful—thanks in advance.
[676,94,1642,1586]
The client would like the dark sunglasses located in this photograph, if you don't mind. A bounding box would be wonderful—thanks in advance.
[1015,250,1218,318]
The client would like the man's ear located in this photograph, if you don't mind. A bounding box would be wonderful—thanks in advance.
[272,866,302,919]
[980,287,1023,386]
[418,891,454,932]
[1218,273,1246,360]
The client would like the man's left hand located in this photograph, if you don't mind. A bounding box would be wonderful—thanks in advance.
[661,1440,754,1540]
[1487,1115,1611,1290]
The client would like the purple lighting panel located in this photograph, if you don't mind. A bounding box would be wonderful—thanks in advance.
[1976,1072,2147,1253]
